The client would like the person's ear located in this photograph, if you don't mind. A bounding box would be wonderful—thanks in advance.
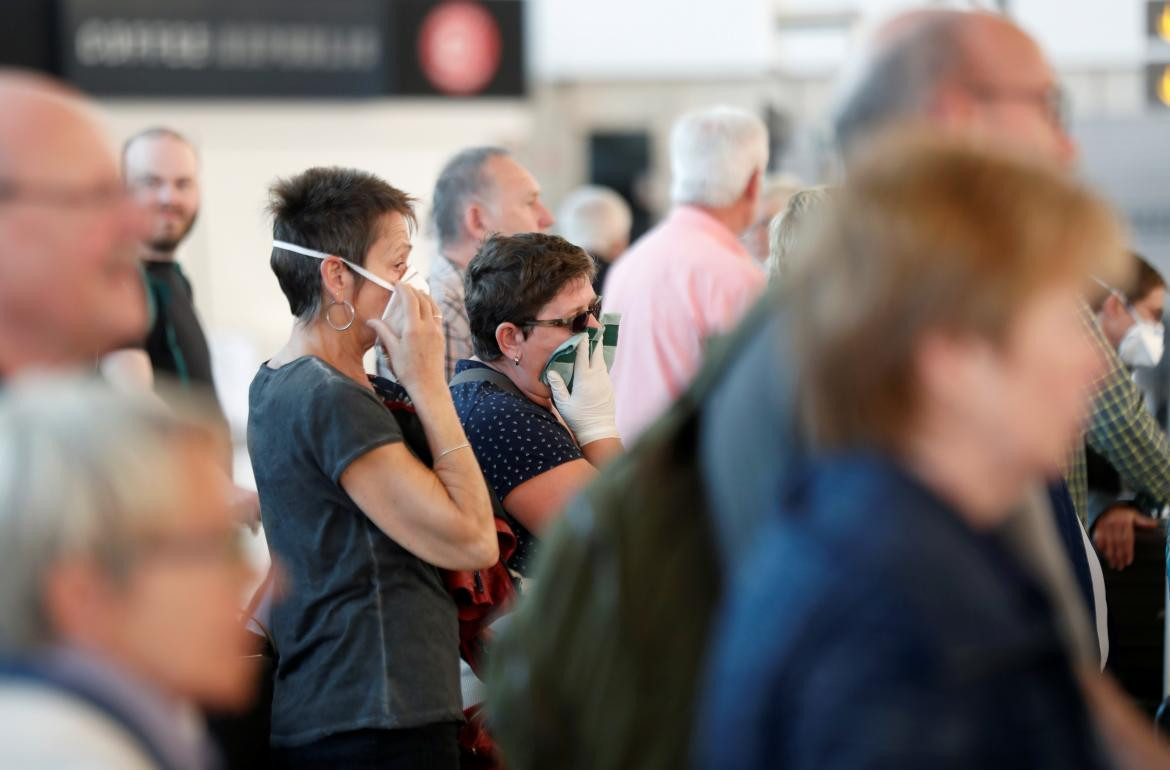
[744,168,761,202]
[465,202,490,243]
[44,559,116,646]
[318,257,352,303]
[495,322,526,363]
[1103,292,1127,319]
[930,80,981,131]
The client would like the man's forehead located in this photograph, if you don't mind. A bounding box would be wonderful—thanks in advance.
[961,15,1054,88]
[486,154,537,194]
[124,135,199,175]
[0,99,117,184]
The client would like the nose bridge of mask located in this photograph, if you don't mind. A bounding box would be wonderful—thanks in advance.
[272,240,396,293]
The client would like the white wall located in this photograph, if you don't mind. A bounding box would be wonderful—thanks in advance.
[102,99,532,356]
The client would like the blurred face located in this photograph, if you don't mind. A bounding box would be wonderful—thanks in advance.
[348,211,413,352]
[99,439,257,710]
[505,276,600,398]
[480,156,555,236]
[1100,286,1166,350]
[124,135,201,254]
[0,99,148,360]
[949,20,1076,167]
[927,282,1103,505]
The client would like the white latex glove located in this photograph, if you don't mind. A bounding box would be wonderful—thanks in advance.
[546,335,620,446]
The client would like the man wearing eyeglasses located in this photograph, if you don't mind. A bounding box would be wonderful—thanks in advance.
[0,72,148,378]
[700,7,1170,765]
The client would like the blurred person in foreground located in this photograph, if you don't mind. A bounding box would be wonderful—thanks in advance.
[701,8,1143,658]
[102,128,222,418]
[0,70,148,378]
[556,185,632,296]
[484,9,1167,769]
[453,233,622,577]
[0,377,256,769]
[251,167,496,768]
[833,10,1170,530]
[742,172,803,267]
[1086,253,1166,570]
[429,147,555,380]
[604,105,768,442]
[764,186,834,286]
[697,133,1134,770]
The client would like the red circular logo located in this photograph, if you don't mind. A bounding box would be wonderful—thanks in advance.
[418,2,502,96]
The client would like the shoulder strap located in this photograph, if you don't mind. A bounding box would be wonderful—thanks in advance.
[449,364,523,398]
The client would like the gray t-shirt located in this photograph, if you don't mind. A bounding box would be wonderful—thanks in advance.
[248,357,462,747]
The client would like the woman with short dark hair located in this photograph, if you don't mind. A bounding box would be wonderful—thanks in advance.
[249,166,496,768]
[453,232,623,575]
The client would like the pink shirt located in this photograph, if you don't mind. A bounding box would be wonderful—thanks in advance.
[603,205,765,442]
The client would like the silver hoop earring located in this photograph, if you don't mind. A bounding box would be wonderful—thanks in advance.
[325,299,356,332]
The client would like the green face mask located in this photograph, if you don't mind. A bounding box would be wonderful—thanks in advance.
[539,313,621,393]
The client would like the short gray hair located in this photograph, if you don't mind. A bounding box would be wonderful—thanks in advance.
[767,186,834,285]
[669,106,769,209]
[432,146,508,252]
[0,377,221,654]
[556,186,632,257]
[832,11,970,154]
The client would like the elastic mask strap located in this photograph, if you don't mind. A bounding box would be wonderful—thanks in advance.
[272,240,395,292]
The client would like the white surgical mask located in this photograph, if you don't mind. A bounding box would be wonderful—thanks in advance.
[272,239,396,317]
[1119,318,1165,368]
[1093,275,1166,368]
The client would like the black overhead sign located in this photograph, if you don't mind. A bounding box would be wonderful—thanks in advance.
[2,0,525,99]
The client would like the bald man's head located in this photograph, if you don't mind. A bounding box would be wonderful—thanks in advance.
[0,70,148,372]
[833,10,1074,166]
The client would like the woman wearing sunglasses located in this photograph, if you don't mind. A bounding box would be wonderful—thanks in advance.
[453,232,624,577]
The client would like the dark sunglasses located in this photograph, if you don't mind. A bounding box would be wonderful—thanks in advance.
[522,296,603,334]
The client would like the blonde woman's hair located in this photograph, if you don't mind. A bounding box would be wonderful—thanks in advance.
[792,132,1125,450]
[766,186,834,285]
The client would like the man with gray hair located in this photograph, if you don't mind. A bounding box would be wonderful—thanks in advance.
[556,184,632,294]
[428,146,554,380]
[604,105,768,441]
[0,377,257,768]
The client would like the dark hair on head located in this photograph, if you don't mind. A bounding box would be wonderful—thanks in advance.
[1127,252,1166,306]
[432,147,508,252]
[267,167,417,322]
[122,126,197,172]
[465,233,597,361]
[1089,252,1166,312]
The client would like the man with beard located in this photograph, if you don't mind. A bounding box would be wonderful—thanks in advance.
[105,128,220,414]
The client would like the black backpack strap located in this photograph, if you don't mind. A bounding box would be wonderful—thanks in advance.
[449,364,523,398]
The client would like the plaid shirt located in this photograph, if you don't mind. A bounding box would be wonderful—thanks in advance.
[1065,302,1170,521]
[428,254,474,382]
